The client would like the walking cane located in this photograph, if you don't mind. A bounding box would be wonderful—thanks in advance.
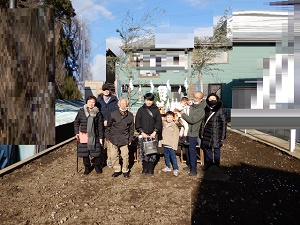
[76,138,79,173]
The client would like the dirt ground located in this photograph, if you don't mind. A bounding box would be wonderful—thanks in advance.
[1,129,300,225]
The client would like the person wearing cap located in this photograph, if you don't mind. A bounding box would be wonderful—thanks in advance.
[96,83,119,168]
[199,93,226,170]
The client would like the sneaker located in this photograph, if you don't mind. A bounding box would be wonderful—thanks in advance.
[182,166,189,171]
[148,171,154,176]
[189,171,197,176]
[107,162,113,168]
[173,169,179,177]
[142,169,148,175]
[162,167,172,172]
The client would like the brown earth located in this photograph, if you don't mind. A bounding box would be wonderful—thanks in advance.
[1,129,300,225]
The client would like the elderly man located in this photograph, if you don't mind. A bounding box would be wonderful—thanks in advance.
[180,91,206,176]
[106,98,134,178]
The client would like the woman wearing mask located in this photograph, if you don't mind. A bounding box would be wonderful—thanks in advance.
[135,93,162,176]
[74,96,104,175]
[199,93,226,170]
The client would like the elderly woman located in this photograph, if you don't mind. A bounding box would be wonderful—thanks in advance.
[74,96,104,175]
[135,93,162,176]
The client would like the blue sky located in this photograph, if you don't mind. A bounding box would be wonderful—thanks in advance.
[71,0,278,81]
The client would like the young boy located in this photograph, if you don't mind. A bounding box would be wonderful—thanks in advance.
[176,96,190,145]
[161,111,180,176]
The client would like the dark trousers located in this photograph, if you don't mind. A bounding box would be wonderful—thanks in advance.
[185,137,198,173]
[83,156,101,167]
[203,145,220,166]
[142,161,155,173]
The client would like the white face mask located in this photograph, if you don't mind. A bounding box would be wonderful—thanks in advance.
[193,101,200,104]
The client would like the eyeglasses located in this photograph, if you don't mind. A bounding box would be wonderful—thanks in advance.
[194,96,202,99]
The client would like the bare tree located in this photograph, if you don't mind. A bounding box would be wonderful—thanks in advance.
[114,7,166,104]
[84,22,93,80]
[191,8,232,87]
[72,17,93,81]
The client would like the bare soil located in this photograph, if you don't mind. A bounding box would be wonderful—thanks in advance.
[1,129,300,225]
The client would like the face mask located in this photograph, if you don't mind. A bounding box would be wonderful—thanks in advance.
[208,100,217,106]
[193,101,200,105]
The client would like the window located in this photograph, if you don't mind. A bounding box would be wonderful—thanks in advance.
[173,56,179,65]
[156,57,161,67]
[207,50,229,64]
[138,70,160,78]
[208,83,222,99]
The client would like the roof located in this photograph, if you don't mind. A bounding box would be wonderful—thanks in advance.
[55,99,85,127]
[228,10,290,42]
[270,0,300,5]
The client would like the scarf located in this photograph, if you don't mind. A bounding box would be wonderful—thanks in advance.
[83,104,99,150]
[119,108,127,116]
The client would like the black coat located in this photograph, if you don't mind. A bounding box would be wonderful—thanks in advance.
[96,94,119,121]
[74,108,104,157]
[106,110,134,147]
[135,104,162,140]
[199,101,226,148]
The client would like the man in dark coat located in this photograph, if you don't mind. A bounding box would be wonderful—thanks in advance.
[96,83,119,168]
[106,98,134,178]
[199,93,226,170]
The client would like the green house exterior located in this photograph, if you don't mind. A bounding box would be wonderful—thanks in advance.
[113,10,289,109]
[213,42,276,108]
[116,46,196,107]
[116,42,276,109]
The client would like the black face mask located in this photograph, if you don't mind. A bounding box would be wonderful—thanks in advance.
[208,100,217,106]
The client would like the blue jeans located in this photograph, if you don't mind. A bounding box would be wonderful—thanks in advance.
[203,145,220,166]
[163,147,179,170]
[185,137,198,173]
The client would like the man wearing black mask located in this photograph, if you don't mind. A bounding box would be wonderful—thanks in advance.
[199,93,227,170]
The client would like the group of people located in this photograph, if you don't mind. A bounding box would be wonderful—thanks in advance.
[74,84,227,178]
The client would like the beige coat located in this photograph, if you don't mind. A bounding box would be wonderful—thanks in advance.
[159,121,180,150]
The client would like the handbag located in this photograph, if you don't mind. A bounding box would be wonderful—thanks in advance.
[143,137,158,155]
[79,131,88,144]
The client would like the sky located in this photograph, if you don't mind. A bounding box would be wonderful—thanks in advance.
[71,0,279,81]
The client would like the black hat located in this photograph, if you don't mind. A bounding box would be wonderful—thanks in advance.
[102,83,110,91]
[206,93,219,104]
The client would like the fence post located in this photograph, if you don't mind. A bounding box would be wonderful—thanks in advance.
[289,129,296,152]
